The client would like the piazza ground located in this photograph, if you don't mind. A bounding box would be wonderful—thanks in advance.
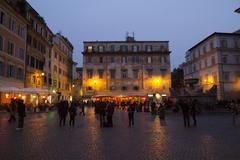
[0,108,240,160]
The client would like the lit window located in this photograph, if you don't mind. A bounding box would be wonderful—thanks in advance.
[145,45,152,52]
[132,45,139,52]
[98,46,104,52]
[87,46,93,52]
[147,57,152,64]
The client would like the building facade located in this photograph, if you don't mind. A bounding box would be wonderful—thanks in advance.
[82,37,171,99]
[72,66,83,100]
[51,33,74,101]
[0,0,27,103]
[24,2,53,89]
[182,32,240,100]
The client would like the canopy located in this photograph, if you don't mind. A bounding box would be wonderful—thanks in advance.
[0,87,21,92]
[19,88,51,94]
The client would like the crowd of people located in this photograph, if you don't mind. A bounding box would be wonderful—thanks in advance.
[7,98,26,130]
[4,97,240,130]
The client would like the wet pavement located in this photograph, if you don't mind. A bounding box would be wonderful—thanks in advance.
[0,108,240,160]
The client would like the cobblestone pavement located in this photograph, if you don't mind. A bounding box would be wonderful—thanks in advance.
[0,108,240,160]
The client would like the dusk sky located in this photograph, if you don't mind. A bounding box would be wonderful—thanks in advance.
[27,0,240,69]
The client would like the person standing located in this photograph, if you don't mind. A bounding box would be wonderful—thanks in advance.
[158,102,166,120]
[99,101,106,127]
[128,102,135,127]
[8,99,17,123]
[17,99,26,130]
[69,102,77,127]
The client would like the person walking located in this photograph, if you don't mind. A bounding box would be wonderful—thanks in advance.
[8,99,17,123]
[190,99,198,126]
[158,102,166,120]
[69,102,77,127]
[16,99,26,130]
[178,99,190,127]
[79,101,85,116]
[128,102,135,127]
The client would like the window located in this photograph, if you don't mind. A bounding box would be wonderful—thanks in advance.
[110,45,115,52]
[59,56,62,62]
[147,56,152,64]
[87,86,93,90]
[204,59,208,67]
[145,45,152,52]
[27,35,32,45]
[54,65,57,72]
[19,48,25,60]
[221,56,227,64]
[48,61,51,69]
[0,12,6,24]
[220,40,228,48]
[133,86,139,91]
[33,39,37,48]
[87,46,93,52]
[163,56,168,64]
[87,69,93,79]
[17,68,24,80]
[98,46,104,52]
[120,45,128,52]
[132,56,139,64]
[203,46,206,53]
[59,68,62,74]
[99,57,103,63]
[160,45,165,51]
[211,56,215,65]
[0,61,4,76]
[161,69,167,76]
[98,69,104,79]
[121,86,127,91]
[223,72,230,82]
[234,40,239,48]
[0,35,3,51]
[121,56,127,63]
[8,65,15,78]
[110,69,115,79]
[7,42,14,55]
[35,59,39,69]
[110,56,115,63]
[86,57,92,63]
[210,42,214,50]
[26,55,29,66]
[132,45,139,52]
[235,72,240,81]
[235,55,240,64]
[121,69,128,79]
[55,52,57,59]
[133,69,139,78]
[193,64,196,72]
[10,19,16,32]
[30,56,35,68]
[147,69,153,78]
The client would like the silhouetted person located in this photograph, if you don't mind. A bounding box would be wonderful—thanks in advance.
[190,99,198,126]
[106,101,115,127]
[8,99,17,123]
[17,99,26,130]
[179,99,190,127]
[128,103,135,127]
[69,102,77,127]
[80,101,85,116]
[99,101,106,127]
[158,103,166,120]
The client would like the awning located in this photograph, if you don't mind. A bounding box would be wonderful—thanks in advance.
[0,87,21,92]
[19,88,51,94]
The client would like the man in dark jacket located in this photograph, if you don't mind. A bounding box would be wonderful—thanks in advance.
[178,99,190,127]
[69,102,77,127]
[128,102,135,127]
[17,99,26,130]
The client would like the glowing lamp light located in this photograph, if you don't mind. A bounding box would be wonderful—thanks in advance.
[52,90,56,93]
[32,95,36,98]
[162,94,167,97]
[5,94,9,98]
[72,84,75,88]
[18,94,21,97]
[148,94,153,97]
[41,72,45,76]
[155,93,161,99]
